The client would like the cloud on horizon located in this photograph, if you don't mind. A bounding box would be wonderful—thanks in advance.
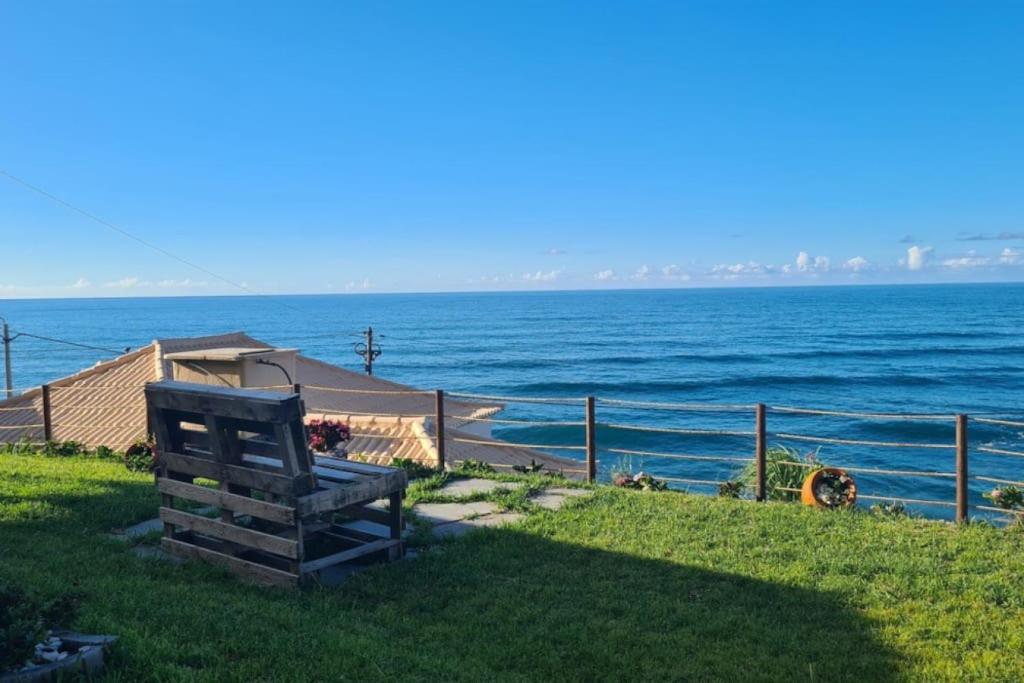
[956,231,1024,241]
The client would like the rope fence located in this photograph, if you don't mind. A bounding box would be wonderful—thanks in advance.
[600,423,755,437]
[768,432,955,449]
[769,405,956,421]
[2,381,1023,524]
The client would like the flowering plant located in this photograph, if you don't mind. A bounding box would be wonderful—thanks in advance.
[613,471,668,492]
[812,469,855,508]
[123,439,156,472]
[306,419,351,453]
[984,485,1024,511]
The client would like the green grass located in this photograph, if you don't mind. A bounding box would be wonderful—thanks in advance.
[2,453,1023,681]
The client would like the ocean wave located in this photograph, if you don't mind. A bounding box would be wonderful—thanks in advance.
[506,374,949,395]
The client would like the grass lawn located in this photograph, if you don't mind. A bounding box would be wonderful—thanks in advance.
[2,452,1023,681]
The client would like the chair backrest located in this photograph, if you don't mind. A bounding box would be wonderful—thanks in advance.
[145,381,315,497]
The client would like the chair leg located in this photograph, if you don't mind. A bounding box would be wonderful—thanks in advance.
[388,492,404,560]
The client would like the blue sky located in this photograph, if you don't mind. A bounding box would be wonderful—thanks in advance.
[2,1,1023,297]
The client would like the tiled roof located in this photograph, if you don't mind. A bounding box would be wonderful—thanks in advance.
[295,355,499,422]
[0,346,154,449]
[308,411,585,479]
[0,331,504,452]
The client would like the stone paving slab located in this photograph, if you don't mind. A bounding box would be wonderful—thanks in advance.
[111,506,219,541]
[337,519,412,539]
[411,501,498,525]
[436,478,525,497]
[547,488,591,497]
[112,517,163,540]
[529,487,594,510]
[431,513,526,539]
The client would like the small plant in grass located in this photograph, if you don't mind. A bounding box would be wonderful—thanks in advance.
[613,471,668,492]
[123,439,155,472]
[984,486,1024,524]
[738,446,822,502]
[453,459,494,475]
[512,459,545,474]
[93,445,117,460]
[0,582,82,672]
[870,501,908,519]
[307,419,350,453]
[41,440,87,457]
[718,480,744,498]
[1,438,37,455]
[390,457,437,479]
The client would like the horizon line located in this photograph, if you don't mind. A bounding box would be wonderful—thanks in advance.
[3,278,1024,303]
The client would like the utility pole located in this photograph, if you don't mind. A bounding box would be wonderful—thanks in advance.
[2,318,12,400]
[354,326,382,376]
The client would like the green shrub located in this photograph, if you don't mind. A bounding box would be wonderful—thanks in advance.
[453,459,494,475]
[0,582,81,671]
[123,440,155,473]
[390,457,437,479]
[0,438,37,455]
[613,471,668,491]
[93,445,117,460]
[40,441,86,457]
[512,459,545,474]
[737,446,821,502]
[718,480,744,498]
[870,501,909,519]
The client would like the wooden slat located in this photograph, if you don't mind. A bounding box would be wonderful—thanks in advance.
[160,451,299,496]
[314,466,365,483]
[161,538,298,588]
[299,539,399,574]
[243,454,365,484]
[318,457,396,475]
[297,473,407,517]
[160,507,299,559]
[157,478,296,525]
[146,381,303,423]
[338,503,393,526]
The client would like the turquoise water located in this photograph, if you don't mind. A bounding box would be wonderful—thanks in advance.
[3,284,1023,516]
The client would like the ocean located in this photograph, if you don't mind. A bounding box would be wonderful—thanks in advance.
[3,283,1023,517]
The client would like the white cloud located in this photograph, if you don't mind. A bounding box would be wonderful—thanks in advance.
[523,269,562,282]
[632,265,651,281]
[942,251,989,269]
[843,256,870,273]
[661,264,691,281]
[156,278,208,288]
[546,248,567,255]
[102,277,141,289]
[593,269,616,281]
[999,248,1022,265]
[71,277,92,289]
[345,279,372,291]
[710,261,771,279]
[905,245,933,271]
[795,251,830,273]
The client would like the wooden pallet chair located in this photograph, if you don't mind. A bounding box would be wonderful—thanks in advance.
[145,380,408,587]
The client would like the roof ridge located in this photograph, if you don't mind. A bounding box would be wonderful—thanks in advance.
[0,344,156,405]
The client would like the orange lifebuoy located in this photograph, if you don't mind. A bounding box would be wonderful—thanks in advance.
[801,467,857,508]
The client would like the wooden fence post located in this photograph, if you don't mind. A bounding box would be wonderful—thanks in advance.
[41,383,53,442]
[585,396,597,483]
[956,414,969,524]
[435,389,446,471]
[755,403,767,501]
